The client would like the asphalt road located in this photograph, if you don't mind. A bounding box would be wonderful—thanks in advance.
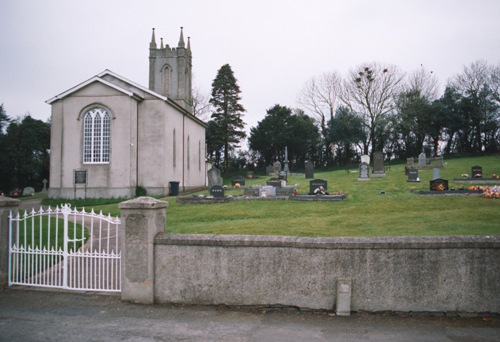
[0,288,499,342]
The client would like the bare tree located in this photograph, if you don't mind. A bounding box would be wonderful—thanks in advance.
[448,60,500,152]
[192,86,212,122]
[297,71,342,165]
[406,66,439,101]
[341,62,405,155]
[449,60,490,96]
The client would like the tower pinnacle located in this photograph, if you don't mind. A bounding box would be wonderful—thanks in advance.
[150,28,157,49]
[178,27,185,48]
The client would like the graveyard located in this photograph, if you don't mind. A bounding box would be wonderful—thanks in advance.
[162,155,500,237]
[39,155,500,237]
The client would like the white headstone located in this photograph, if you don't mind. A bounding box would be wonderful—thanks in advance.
[361,155,370,165]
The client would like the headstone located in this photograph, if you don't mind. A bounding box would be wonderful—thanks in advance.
[434,156,444,168]
[208,167,223,187]
[273,161,281,175]
[22,187,35,196]
[209,185,225,198]
[266,178,282,187]
[41,179,48,194]
[278,170,287,180]
[407,157,414,167]
[418,153,427,168]
[259,185,276,197]
[276,187,295,196]
[266,165,274,176]
[471,166,483,178]
[432,168,440,180]
[231,176,245,187]
[309,179,328,195]
[305,160,314,179]
[372,151,386,177]
[360,155,370,165]
[244,187,260,197]
[407,168,419,182]
[358,162,370,181]
[430,178,449,191]
[283,146,290,173]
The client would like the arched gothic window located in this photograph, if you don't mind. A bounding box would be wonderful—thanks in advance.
[83,108,110,163]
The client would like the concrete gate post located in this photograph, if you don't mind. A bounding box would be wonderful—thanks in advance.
[119,196,167,304]
[0,197,21,288]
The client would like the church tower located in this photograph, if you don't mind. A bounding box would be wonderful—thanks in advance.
[149,27,193,113]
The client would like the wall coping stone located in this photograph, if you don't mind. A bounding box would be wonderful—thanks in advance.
[155,234,500,249]
[119,196,168,209]
[0,197,21,207]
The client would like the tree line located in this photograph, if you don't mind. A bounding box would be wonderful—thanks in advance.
[203,60,500,172]
[0,105,50,194]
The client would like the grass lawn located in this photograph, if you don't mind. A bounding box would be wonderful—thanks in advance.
[162,155,500,237]
[66,155,500,237]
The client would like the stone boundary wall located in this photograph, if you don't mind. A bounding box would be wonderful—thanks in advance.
[153,234,500,313]
[116,197,499,313]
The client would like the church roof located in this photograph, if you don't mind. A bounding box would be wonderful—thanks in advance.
[46,69,168,104]
[46,69,206,127]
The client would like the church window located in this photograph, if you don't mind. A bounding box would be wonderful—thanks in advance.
[187,135,190,170]
[83,108,110,163]
[173,129,176,168]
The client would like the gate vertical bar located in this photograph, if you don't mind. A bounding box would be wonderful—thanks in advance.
[62,204,70,289]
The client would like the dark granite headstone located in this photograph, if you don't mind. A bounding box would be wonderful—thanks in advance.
[266,165,274,176]
[407,168,419,182]
[278,171,287,180]
[305,160,314,179]
[471,166,483,178]
[266,178,282,187]
[309,179,328,195]
[430,178,449,191]
[209,185,225,198]
[231,176,245,187]
[373,151,385,173]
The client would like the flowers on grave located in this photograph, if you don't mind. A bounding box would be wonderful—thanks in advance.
[474,173,483,178]
[293,189,299,195]
[436,183,446,191]
[234,183,240,188]
[491,174,499,179]
[482,186,500,199]
[461,174,469,178]
[469,185,482,191]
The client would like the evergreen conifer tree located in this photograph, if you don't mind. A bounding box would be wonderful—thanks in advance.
[209,64,246,172]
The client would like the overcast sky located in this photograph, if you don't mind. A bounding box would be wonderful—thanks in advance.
[1,0,499,133]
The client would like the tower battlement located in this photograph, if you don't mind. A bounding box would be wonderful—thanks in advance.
[149,27,192,113]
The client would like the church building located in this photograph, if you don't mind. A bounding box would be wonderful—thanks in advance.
[47,28,207,198]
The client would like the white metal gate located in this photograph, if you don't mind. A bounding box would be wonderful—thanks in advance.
[8,204,121,292]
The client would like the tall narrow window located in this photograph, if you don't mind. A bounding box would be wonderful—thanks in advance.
[83,108,110,163]
[173,129,176,168]
[187,135,190,170]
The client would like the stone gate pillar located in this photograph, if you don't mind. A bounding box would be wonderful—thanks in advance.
[0,197,20,288]
[119,196,167,304]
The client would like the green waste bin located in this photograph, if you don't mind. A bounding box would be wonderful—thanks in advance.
[169,181,180,196]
